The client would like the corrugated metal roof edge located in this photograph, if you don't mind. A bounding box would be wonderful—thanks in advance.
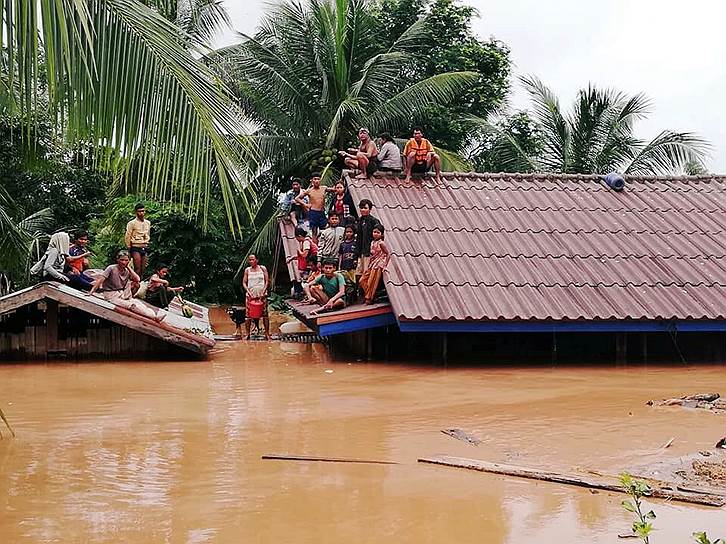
[354,171,726,183]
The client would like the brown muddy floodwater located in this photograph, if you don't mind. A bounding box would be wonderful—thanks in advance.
[1,311,725,543]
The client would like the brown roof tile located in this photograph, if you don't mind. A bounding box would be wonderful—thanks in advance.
[348,173,726,322]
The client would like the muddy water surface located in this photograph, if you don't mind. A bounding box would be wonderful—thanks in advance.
[1,318,725,542]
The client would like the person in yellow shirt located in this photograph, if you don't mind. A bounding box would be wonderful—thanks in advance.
[403,127,442,183]
[125,203,151,277]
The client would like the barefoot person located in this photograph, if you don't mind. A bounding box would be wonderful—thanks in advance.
[145,264,184,308]
[403,127,442,183]
[340,128,378,179]
[242,254,270,340]
[280,178,306,227]
[294,173,327,240]
[359,224,391,305]
[310,260,346,314]
[89,250,163,321]
[125,203,151,277]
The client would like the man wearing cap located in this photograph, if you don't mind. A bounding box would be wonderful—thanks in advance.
[340,128,379,179]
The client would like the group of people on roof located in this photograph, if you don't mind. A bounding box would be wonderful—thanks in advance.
[31,203,185,323]
[339,127,442,183]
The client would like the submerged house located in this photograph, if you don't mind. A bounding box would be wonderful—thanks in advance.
[282,172,726,362]
[0,282,215,360]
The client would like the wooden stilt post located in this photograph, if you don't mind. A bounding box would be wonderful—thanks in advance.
[46,299,59,356]
[441,333,448,365]
[366,329,373,361]
[616,333,627,364]
[641,333,648,363]
[551,331,557,365]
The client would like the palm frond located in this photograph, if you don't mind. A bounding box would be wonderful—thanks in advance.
[466,115,541,172]
[368,71,479,133]
[520,75,570,171]
[624,131,710,175]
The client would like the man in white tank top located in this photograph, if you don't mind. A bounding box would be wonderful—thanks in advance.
[242,254,270,340]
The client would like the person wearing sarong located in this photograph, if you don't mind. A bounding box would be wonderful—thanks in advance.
[88,250,163,321]
[359,224,390,305]
[242,254,270,340]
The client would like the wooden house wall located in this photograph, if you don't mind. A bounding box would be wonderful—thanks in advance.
[0,302,192,360]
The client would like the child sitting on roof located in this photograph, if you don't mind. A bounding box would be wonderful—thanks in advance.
[359,224,390,305]
[310,259,347,314]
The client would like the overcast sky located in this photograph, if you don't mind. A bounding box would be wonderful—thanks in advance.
[215,0,726,171]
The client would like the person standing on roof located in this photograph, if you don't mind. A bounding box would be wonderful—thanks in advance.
[125,202,151,278]
[377,133,402,173]
[340,128,379,179]
[327,180,357,227]
[294,173,327,240]
[359,224,391,305]
[403,127,442,183]
[242,254,270,340]
[318,212,345,264]
[355,199,381,282]
[280,178,306,227]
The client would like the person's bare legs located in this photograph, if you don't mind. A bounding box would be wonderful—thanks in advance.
[289,211,298,227]
[131,250,142,276]
[244,318,252,339]
[310,285,328,306]
[427,152,442,182]
[355,152,369,179]
[263,317,270,340]
[302,282,316,303]
[404,152,416,182]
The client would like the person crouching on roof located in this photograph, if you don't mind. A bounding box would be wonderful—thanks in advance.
[146,264,184,309]
[377,132,403,174]
[310,259,347,314]
[403,127,442,183]
[286,227,318,297]
[88,250,164,322]
[359,224,390,305]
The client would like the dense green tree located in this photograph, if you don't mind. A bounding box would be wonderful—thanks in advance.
[477,76,708,175]
[1,0,254,227]
[373,0,511,151]
[89,195,246,303]
[214,0,477,183]
[469,111,543,173]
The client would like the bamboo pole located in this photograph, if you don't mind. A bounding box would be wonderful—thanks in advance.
[418,455,725,507]
[262,454,398,465]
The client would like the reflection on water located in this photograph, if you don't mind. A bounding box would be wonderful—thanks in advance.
[1,326,726,543]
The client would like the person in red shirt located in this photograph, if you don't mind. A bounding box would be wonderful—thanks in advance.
[403,127,442,183]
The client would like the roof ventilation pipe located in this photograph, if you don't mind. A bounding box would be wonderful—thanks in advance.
[603,172,626,192]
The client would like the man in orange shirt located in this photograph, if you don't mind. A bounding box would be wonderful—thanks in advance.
[403,127,442,183]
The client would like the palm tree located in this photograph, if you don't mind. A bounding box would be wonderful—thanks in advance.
[479,76,709,175]
[1,0,255,228]
[146,0,232,48]
[214,0,477,180]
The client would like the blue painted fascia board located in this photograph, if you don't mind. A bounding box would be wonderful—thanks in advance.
[397,320,726,334]
[318,313,398,336]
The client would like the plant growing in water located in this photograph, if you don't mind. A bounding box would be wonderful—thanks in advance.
[620,473,722,543]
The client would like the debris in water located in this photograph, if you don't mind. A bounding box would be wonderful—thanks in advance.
[324,369,334,374]
[618,532,638,539]
[647,393,726,413]
[661,437,675,449]
[441,428,482,446]
[262,453,398,465]
[716,437,726,449]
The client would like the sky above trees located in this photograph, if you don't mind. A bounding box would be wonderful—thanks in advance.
[215,0,726,172]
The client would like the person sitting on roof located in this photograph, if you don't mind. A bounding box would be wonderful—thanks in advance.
[301,260,322,304]
[145,264,184,309]
[403,127,442,183]
[340,128,379,179]
[377,132,402,173]
[310,259,347,314]
[65,231,94,291]
[30,232,71,284]
[294,173,327,240]
[286,226,318,297]
[279,178,306,227]
[327,180,357,227]
[359,224,390,305]
[88,250,164,322]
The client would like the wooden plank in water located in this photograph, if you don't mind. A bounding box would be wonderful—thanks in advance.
[418,455,726,507]
[441,428,481,446]
[262,454,399,465]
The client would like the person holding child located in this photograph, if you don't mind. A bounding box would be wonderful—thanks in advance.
[358,224,390,305]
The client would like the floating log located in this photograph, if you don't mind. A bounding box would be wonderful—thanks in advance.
[418,455,726,507]
[262,454,399,465]
[441,428,481,446]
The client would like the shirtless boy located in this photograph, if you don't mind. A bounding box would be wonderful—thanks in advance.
[294,173,327,239]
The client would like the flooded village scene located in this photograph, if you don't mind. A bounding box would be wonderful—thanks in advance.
[2,1,726,543]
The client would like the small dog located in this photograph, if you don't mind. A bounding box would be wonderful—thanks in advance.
[227,306,247,336]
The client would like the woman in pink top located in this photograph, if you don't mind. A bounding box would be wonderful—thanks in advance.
[359,224,390,304]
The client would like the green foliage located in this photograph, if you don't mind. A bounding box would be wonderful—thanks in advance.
[373,0,511,151]
[470,111,543,172]
[90,195,246,303]
[213,0,477,186]
[619,473,654,543]
[478,76,709,175]
[694,532,724,544]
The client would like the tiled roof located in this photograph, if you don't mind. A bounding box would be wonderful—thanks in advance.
[347,172,726,322]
